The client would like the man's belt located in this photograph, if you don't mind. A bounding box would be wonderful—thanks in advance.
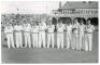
[86,32,93,34]
[40,30,45,31]
[31,32,39,34]
[48,32,54,33]
[14,30,21,32]
[24,31,31,33]
[5,32,13,34]
[39,30,45,32]
[66,31,72,33]
[57,32,64,33]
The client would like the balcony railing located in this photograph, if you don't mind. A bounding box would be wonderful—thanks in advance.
[52,9,98,15]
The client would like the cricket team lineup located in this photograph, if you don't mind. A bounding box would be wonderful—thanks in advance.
[3,16,95,52]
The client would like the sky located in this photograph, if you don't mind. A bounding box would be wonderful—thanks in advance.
[0,1,66,14]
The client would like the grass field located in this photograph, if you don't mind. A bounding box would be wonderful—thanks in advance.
[1,31,98,63]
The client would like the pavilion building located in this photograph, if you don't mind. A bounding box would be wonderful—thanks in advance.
[52,1,98,25]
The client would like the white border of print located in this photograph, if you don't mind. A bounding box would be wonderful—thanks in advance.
[0,0,99,65]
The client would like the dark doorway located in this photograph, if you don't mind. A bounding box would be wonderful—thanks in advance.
[58,17,72,24]
[87,17,98,26]
[91,17,98,26]
[52,17,57,25]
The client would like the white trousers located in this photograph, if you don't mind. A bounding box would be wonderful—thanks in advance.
[57,33,64,48]
[6,34,15,48]
[32,33,38,48]
[24,32,31,48]
[39,31,46,48]
[75,34,79,50]
[47,33,54,48]
[79,33,85,50]
[85,34,93,51]
[72,33,79,50]
[15,32,22,48]
[66,32,72,49]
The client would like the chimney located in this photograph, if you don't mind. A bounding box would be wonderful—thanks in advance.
[59,1,62,9]
[58,1,62,12]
